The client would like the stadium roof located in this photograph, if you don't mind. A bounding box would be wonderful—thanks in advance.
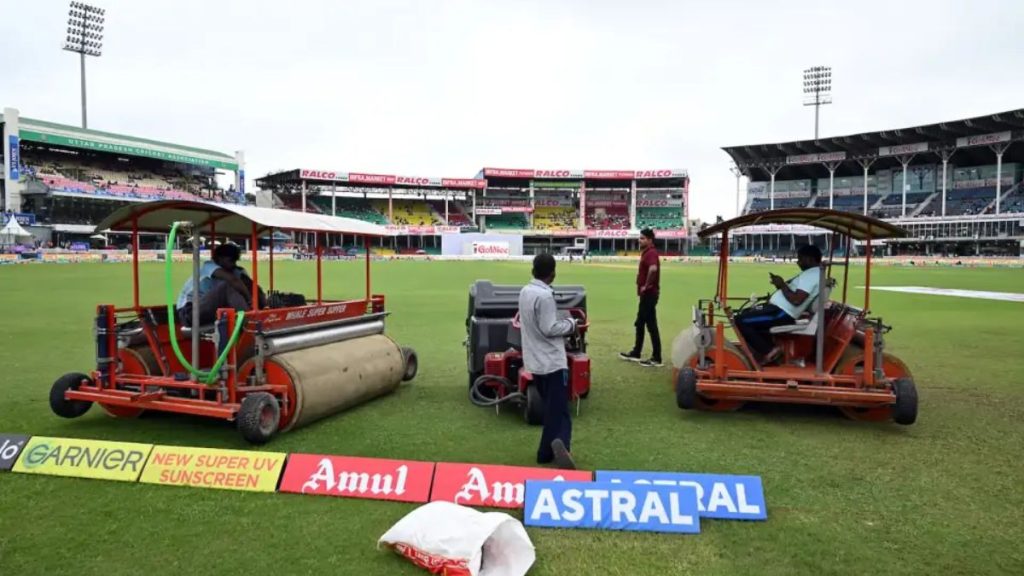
[2,113,237,171]
[724,108,1024,181]
[256,169,486,190]
[94,199,387,237]
[479,167,688,182]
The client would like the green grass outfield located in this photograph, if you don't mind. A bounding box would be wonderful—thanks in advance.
[0,259,1022,575]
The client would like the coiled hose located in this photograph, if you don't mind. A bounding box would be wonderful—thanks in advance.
[166,222,246,385]
[469,374,525,407]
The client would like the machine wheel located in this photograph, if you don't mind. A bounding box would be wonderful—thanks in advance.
[892,378,918,425]
[237,392,281,445]
[524,384,544,426]
[685,343,748,412]
[676,367,698,410]
[401,347,418,382]
[838,349,914,423]
[50,373,93,418]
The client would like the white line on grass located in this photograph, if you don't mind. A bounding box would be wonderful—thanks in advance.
[861,286,1024,303]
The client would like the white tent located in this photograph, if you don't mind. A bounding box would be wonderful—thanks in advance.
[0,216,34,246]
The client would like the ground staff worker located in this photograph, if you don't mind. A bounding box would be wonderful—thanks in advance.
[620,228,662,367]
[519,253,578,470]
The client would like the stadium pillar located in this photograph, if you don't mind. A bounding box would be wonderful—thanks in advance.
[528,181,535,229]
[2,107,21,213]
[578,181,587,231]
[856,157,876,216]
[301,180,307,213]
[445,193,450,225]
[991,143,1011,215]
[729,166,742,216]
[630,179,638,228]
[769,171,776,210]
[939,153,952,217]
[897,154,916,218]
[235,151,245,202]
[823,161,841,209]
[388,188,394,223]
[331,183,337,216]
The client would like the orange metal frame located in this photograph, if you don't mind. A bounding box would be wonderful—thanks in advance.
[64,221,384,424]
[696,226,894,408]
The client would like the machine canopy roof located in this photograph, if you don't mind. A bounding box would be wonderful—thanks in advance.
[698,208,908,241]
[94,200,388,237]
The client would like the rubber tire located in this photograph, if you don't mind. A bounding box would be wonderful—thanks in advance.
[237,392,281,445]
[676,367,698,410]
[892,378,918,425]
[401,347,418,382]
[524,384,544,426]
[50,372,93,418]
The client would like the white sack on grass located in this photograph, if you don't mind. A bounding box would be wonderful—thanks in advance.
[379,501,535,576]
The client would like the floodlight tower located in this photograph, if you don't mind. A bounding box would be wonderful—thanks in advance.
[803,66,832,140]
[63,2,105,129]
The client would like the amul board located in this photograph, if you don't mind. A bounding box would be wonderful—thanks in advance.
[279,454,435,503]
[140,445,286,493]
[430,463,593,509]
[13,436,153,482]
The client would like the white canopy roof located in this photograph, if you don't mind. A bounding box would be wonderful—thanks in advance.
[93,200,388,237]
[1,215,34,242]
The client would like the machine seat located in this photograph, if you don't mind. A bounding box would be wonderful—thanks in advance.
[770,312,819,336]
[180,324,216,336]
[768,275,834,337]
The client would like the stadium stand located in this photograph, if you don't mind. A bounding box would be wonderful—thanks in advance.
[485,213,529,229]
[428,201,473,227]
[535,206,579,229]
[637,207,683,230]
[22,147,242,204]
[310,197,388,224]
[584,205,628,229]
[379,200,441,226]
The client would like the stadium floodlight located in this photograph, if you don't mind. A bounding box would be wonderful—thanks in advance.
[802,66,832,140]
[62,1,105,129]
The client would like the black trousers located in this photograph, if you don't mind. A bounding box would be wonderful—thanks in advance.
[734,303,795,356]
[632,293,662,361]
[535,369,572,464]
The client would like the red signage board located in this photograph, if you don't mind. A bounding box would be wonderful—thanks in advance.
[279,454,435,503]
[430,463,592,509]
[348,172,397,185]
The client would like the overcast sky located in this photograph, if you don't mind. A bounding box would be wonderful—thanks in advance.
[2,0,1022,220]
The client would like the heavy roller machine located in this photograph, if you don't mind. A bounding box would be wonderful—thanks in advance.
[49,200,417,443]
[671,208,918,425]
[465,280,591,424]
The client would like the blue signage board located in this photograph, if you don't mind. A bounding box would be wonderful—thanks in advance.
[8,135,19,180]
[595,470,767,521]
[524,480,700,534]
[2,212,35,226]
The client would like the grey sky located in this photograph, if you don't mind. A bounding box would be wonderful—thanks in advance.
[2,0,1022,221]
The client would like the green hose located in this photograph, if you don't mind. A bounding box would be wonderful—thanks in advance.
[166,222,247,385]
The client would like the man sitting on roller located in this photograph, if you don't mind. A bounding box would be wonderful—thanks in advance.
[734,244,823,364]
[176,243,265,326]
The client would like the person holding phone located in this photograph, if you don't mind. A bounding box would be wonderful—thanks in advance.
[734,244,823,363]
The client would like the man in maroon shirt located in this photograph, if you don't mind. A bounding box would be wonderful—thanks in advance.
[620,228,662,367]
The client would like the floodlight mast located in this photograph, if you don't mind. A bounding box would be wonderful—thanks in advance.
[802,66,832,140]
[62,2,106,129]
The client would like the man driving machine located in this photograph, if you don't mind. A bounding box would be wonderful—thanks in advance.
[176,243,265,326]
[734,244,823,364]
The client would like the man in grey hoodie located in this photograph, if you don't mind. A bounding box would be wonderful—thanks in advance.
[518,253,578,469]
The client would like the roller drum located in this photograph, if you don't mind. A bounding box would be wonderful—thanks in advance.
[261,320,385,356]
[246,334,405,432]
